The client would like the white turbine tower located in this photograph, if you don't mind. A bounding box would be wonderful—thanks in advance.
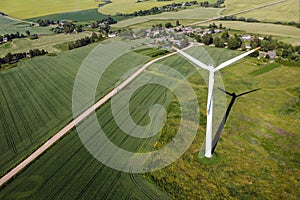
[173,46,260,158]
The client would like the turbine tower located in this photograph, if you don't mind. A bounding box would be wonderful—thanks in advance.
[173,46,260,158]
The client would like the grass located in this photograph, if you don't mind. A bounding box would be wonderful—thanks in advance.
[0,42,299,199]
[235,0,300,23]
[145,47,300,199]
[200,20,300,45]
[99,0,217,15]
[0,32,93,57]
[112,7,222,28]
[250,63,281,76]
[0,15,52,35]
[0,0,100,19]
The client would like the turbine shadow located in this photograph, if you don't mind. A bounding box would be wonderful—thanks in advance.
[211,88,261,154]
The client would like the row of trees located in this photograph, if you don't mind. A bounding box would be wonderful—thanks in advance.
[0,32,26,43]
[116,1,199,17]
[51,22,83,34]
[37,19,57,27]
[0,49,48,68]
[220,15,260,23]
[68,32,103,50]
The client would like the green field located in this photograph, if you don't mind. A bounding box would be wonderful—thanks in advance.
[0,40,158,178]
[26,8,130,23]
[146,46,300,199]
[1,42,299,199]
[0,32,93,57]
[235,0,300,23]
[200,21,300,45]
[112,7,222,28]
[0,15,52,35]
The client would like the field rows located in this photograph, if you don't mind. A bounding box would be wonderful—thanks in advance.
[0,41,153,177]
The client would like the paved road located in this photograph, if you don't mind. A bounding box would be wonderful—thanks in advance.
[0,45,194,187]
[188,0,286,26]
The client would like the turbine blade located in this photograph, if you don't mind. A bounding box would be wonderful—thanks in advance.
[237,88,261,97]
[218,87,234,96]
[172,46,212,71]
[214,47,260,72]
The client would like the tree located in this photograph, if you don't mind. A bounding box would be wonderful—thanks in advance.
[221,30,229,41]
[165,22,172,29]
[213,37,225,48]
[26,30,31,36]
[91,32,98,42]
[202,34,213,45]
[176,20,180,27]
[227,37,241,50]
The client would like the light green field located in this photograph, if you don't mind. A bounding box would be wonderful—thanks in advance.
[236,0,300,22]
[112,7,222,28]
[146,46,300,199]
[222,0,278,15]
[0,15,52,35]
[0,32,93,57]
[0,0,99,19]
[200,21,300,45]
[99,0,217,15]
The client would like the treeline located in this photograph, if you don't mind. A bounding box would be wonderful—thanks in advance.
[37,19,58,27]
[220,15,259,23]
[68,32,103,50]
[0,32,26,44]
[0,49,48,68]
[51,22,83,34]
[117,1,224,17]
[89,17,117,28]
[220,15,300,28]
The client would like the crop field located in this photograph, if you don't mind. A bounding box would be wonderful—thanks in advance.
[1,44,299,199]
[27,8,130,23]
[0,32,93,57]
[0,15,52,35]
[235,0,300,22]
[222,0,278,15]
[0,45,201,199]
[112,7,222,28]
[200,21,300,45]
[98,0,217,15]
[0,0,99,19]
[0,40,158,178]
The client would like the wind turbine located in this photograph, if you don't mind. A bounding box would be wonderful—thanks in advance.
[211,88,261,155]
[173,46,260,158]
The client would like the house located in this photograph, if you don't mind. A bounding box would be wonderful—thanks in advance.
[214,29,222,33]
[108,33,116,38]
[245,44,251,49]
[3,37,8,43]
[242,34,252,40]
[267,50,276,59]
